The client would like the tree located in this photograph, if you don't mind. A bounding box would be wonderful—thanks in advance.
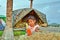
[1,0,14,40]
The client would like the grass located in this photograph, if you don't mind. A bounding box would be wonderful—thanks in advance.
[13,30,26,36]
[0,30,26,36]
[19,32,60,40]
[0,30,3,36]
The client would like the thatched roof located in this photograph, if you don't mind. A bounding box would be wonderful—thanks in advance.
[12,8,47,26]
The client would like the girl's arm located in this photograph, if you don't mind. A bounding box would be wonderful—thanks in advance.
[35,27,39,32]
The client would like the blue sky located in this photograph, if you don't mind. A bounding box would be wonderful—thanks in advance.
[0,0,60,24]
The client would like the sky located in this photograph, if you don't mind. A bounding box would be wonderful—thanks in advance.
[0,0,60,24]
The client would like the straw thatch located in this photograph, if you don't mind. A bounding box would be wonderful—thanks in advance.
[12,8,48,27]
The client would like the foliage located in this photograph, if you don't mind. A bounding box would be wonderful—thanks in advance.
[0,15,6,22]
[48,23,60,27]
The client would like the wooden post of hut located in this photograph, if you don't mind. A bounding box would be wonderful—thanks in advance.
[30,0,33,8]
[1,0,14,40]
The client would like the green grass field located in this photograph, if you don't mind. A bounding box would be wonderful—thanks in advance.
[0,30,26,36]
[0,30,3,36]
[13,30,26,36]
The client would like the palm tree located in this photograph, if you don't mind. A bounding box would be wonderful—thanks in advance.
[1,0,14,40]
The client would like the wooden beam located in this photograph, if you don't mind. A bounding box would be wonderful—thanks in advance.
[1,0,14,40]
[30,0,33,8]
[6,0,13,28]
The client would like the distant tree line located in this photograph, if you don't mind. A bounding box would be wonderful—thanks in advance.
[48,23,60,27]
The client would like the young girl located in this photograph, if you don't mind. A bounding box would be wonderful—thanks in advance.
[26,16,40,36]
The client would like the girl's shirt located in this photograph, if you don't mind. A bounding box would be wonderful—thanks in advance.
[28,24,40,33]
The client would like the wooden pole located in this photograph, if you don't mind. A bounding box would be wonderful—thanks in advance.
[1,0,14,40]
[6,0,13,28]
[30,0,33,8]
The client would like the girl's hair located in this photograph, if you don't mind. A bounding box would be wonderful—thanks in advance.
[27,16,37,25]
[27,15,36,21]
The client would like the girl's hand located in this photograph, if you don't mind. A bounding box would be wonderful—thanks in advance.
[35,27,39,32]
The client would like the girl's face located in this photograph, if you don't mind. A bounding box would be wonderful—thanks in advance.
[28,19,36,27]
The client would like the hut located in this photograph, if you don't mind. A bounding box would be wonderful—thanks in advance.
[12,8,48,28]
[12,0,48,28]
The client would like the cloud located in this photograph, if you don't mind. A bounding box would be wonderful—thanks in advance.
[0,5,1,7]
[58,10,60,13]
[0,0,7,16]
[34,0,60,4]
[13,0,30,10]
